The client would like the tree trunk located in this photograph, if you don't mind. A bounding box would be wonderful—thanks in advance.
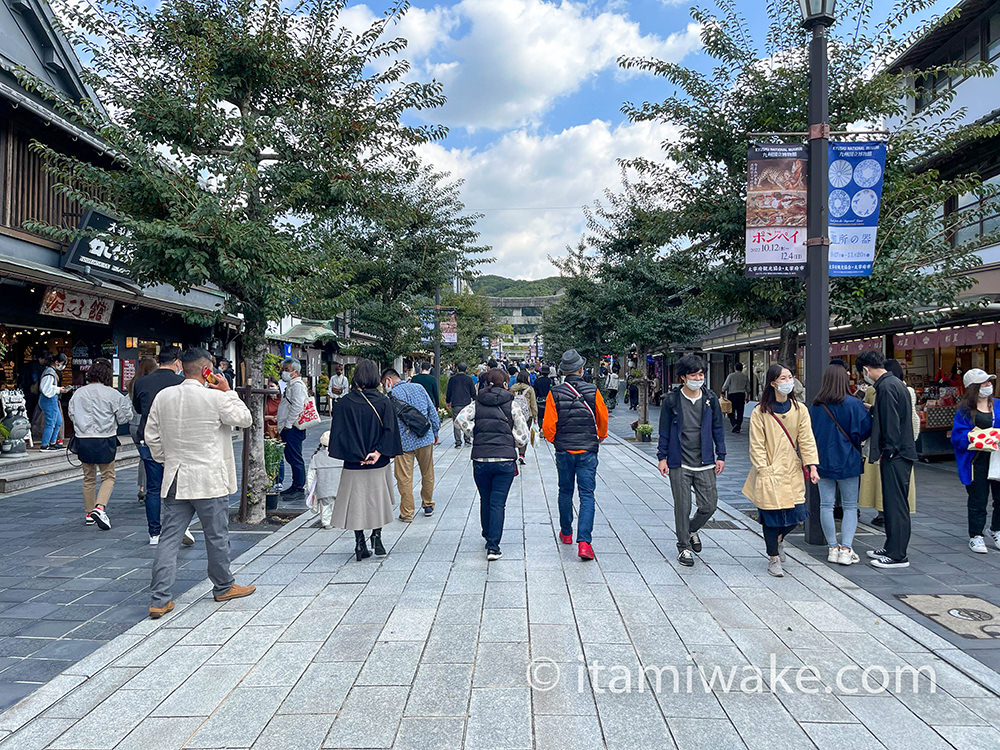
[238,324,269,524]
[777,324,799,372]
[637,348,649,426]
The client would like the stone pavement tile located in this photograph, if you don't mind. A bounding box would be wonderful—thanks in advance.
[242,641,323,687]
[114,716,203,750]
[527,594,575,625]
[392,716,466,750]
[699,597,766,630]
[112,627,188,668]
[473,641,530,688]
[339,594,396,625]
[464,687,531,750]
[186,686,291,748]
[177,610,254,646]
[777,690,858,724]
[0,657,73,683]
[208,625,285,665]
[0,638,57,658]
[787,600,868,633]
[433,594,484,626]
[533,714,603,750]
[484,581,527,610]
[422,622,478,663]
[279,608,345,643]
[42,668,140,719]
[322,685,407,749]
[725,627,801,669]
[161,600,220,629]
[593,688,674,749]
[26,638,105,662]
[120,644,216,691]
[530,662,596,716]
[47,687,164,749]
[381,608,436,641]
[901,654,994,699]
[404,662,473,716]
[960,697,1000,729]
[894,689,989,727]
[314,622,381,663]
[251,713,335,750]
[800,722,886,750]
[278,662,361,715]
[356,641,423,686]
[567,583,615,611]
[717,692,816,750]
[529,623,583,662]
[248,595,313,627]
[666,611,731,647]
[838,695,953,750]
[0,717,75,750]
[478,608,528,643]
[933,724,1000,749]
[576,609,631,644]
[153,663,249,717]
[667,717,748,750]
[0,673,84,731]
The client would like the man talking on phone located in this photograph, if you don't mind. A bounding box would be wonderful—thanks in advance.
[145,348,255,619]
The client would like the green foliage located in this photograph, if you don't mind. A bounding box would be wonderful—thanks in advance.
[636,423,654,436]
[618,0,1000,350]
[438,290,503,368]
[263,437,285,487]
[263,353,283,382]
[470,275,564,297]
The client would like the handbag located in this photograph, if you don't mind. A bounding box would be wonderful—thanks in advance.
[297,396,321,428]
[967,427,1000,452]
[719,396,733,415]
[820,403,865,474]
[770,412,811,484]
[989,449,1000,481]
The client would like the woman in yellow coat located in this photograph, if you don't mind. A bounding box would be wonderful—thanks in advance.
[742,364,821,577]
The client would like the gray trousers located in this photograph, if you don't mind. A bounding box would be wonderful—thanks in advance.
[669,467,719,551]
[454,420,471,446]
[150,495,234,607]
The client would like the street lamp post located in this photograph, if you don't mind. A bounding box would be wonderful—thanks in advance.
[800,0,835,545]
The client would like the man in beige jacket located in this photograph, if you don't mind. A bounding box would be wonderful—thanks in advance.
[145,348,255,619]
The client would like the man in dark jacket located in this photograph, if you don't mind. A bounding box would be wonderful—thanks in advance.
[446,362,477,448]
[131,346,190,545]
[543,349,609,561]
[856,350,916,569]
[411,361,439,409]
[656,355,726,567]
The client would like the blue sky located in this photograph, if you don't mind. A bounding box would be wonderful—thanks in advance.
[341,0,957,279]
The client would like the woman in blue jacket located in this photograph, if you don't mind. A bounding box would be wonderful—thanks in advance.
[809,364,872,566]
[950,369,1000,554]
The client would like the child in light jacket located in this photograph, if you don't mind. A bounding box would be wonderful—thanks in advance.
[307,431,340,528]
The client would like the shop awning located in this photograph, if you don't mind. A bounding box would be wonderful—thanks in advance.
[0,255,241,326]
[267,320,339,346]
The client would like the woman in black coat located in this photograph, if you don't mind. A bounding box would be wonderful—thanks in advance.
[328,359,403,560]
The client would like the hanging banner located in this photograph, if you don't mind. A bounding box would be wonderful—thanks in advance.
[39,287,114,325]
[745,144,808,277]
[441,312,457,346]
[828,141,887,277]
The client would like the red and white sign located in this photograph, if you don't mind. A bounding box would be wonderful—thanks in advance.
[39,287,114,325]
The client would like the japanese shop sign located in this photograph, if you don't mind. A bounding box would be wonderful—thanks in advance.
[828,141,887,277]
[39,287,114,325]
[441,312,457,346]
[745,145,808,277]
[63,210,132,282]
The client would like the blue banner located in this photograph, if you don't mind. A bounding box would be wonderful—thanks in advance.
[828,141,887,277]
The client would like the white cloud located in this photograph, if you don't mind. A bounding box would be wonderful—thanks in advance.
[419,118,679,279]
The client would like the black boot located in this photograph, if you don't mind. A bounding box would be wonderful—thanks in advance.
[355,530,372,561]
[370,528,386,556]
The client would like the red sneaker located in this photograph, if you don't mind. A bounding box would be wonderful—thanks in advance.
[578,542,595,561]
[559,533,573,545]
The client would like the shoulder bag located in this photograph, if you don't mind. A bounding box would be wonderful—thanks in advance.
[388,391,431,438]
[770,411,810,484]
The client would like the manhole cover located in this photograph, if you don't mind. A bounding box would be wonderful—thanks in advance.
[896,594,1000,639]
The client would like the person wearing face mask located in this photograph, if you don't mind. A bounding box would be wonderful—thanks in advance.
[742,363,820,577]
[277,357,309,501]
[131,346,194,545]
[657,355,726,567]
[855,350,917,569]
[951,369,1000,554]
[38,352,71,451]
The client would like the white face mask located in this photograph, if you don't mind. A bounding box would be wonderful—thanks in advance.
[280,371,292,383]
[981,385,994,399]
[685,379,704,392]
[862,368,874,385]
[776,381,795,395]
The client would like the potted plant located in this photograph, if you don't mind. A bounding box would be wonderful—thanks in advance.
[264,437,285,512]
[636,423,654,443]
[438,407,451,423]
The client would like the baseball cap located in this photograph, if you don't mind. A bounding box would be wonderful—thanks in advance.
[963,368,997,388]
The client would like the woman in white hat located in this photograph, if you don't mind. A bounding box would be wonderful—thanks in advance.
[951,368,1000,554]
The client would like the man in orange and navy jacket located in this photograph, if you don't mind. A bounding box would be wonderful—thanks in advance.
[543,349,609,561]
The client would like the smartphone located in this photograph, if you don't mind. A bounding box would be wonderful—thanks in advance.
[202,366,217,385]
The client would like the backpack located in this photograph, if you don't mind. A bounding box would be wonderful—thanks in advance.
[389,392,431,438]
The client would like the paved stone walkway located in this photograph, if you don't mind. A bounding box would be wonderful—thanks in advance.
[3,423,1000,749]
[0,428,323,711]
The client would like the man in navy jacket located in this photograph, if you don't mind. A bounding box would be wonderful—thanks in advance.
[657,355,726,567]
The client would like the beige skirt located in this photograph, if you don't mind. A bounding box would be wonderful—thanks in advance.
[858,460,916,514]
[330,464,396,530]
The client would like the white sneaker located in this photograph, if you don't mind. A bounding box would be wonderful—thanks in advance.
[182,528,195,546]
[838,547,860,565]
[970,536,988,554]
[827,546,840,563]
[149,535,159,546]
[767,556,784,577]
[89,505,111,531]
[990,530,1000,551]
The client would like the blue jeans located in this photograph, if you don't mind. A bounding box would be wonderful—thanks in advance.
[474,460,517,551]
[138,444,164,536]
[555,451,598,543]
[281,428,306,490]
[40,394,62,445]
[818,476,860,549]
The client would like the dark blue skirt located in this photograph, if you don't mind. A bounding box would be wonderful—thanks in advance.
[757,501,808,528]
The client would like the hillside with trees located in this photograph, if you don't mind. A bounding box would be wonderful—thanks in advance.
[470,274,564,298]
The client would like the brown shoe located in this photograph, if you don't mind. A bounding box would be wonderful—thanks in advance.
[148,601,175,619]
[214,584,256,602]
